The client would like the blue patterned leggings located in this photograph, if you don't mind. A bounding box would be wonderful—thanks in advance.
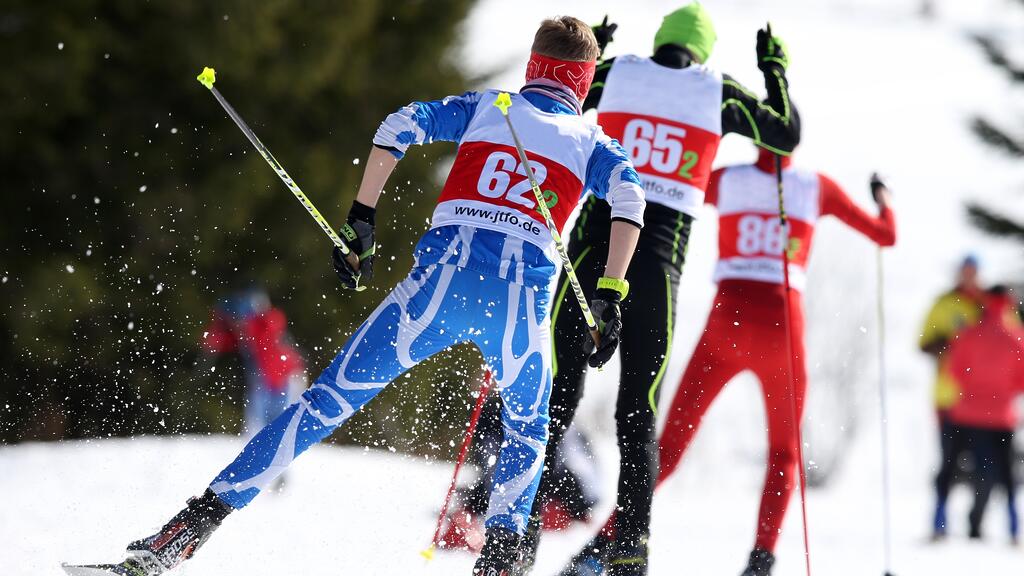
[209,263,552,534]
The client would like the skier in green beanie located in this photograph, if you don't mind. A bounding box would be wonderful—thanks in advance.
[515,4,800,576]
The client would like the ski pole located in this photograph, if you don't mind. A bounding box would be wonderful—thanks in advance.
[876,246,896,576]
[492,92,600,346]
[195,67,359,271]
[422,369,494,561]
[774,153,813,576]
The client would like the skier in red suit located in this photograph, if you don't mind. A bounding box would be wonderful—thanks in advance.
[654,148,896,575]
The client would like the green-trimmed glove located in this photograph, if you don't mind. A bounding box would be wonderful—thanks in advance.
[583,277,629,369]
[756,25,789,73]
[332,201,376,291]
[592,15,618,57]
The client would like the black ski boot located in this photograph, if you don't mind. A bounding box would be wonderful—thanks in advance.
[606,535,648,576]
[511,513,542,576]
[557,532,612,576]
[473,527,522,576]
[123,489,233,575]
[740,547,776,576]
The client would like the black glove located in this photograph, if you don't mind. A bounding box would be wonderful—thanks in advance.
[756,25,789,74]
[592,15,618,57]
[582,284,625,369]
[869,172,888,204]
[332,201,376,291]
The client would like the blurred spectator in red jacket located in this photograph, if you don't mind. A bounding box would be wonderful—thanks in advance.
[204,286,306,436]
[946,285,1024,544]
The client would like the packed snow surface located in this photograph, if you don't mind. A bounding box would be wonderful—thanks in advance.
[2,426,1020,575]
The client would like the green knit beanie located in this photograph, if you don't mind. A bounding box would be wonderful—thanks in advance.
[653,3,717,64]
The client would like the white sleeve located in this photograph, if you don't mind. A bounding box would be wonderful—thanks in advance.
[585,136,645,228]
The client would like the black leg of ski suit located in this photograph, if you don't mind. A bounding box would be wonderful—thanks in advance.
[530,197,692,554]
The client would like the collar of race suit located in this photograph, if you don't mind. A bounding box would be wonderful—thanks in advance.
[520,81,583,115]
[755,148,793,173]
[651,43,695,69]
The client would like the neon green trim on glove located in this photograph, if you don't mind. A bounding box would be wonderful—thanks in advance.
[762,35,789,70]
[340,223,358,243]
[597,276,630,300]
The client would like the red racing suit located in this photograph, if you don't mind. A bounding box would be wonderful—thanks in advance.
[656,152,896,551]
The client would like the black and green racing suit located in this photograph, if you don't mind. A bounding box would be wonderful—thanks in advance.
[524,46,801,573]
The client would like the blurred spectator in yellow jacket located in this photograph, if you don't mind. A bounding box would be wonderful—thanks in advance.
[919,255,985,412]
[920,255,984,540]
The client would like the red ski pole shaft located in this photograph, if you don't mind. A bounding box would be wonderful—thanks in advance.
[775,153,813,576]
[423,369,494,558]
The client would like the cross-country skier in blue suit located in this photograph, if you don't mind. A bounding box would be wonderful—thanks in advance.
[82,17,645,576]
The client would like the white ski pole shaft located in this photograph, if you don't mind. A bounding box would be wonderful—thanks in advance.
[877,247,895,576]
[195,67,358,269]
[492,93,599,346]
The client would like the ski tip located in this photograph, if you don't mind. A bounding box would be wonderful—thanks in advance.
[196,67,217,89]
[493,92,512,116]
[420,545,436,562]
[61,563,124,575]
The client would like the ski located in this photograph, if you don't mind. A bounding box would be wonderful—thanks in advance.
[61,562,145,576]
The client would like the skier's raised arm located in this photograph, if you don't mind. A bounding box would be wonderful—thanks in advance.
[818,172,897,246]
[374,92,482,159]
[332,93,482,290]
[580,16,617,112]
[721,27,801,155]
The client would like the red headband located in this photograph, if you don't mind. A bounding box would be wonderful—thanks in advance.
[525,52,596,102]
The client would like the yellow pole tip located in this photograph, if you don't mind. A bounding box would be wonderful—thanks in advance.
[493,92,512,116]
[197,67,216,89]
[420,546,436,561]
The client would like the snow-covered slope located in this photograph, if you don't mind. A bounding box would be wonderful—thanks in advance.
[2,429,1020,575]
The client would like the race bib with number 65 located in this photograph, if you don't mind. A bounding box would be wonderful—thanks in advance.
[599,112,719,191]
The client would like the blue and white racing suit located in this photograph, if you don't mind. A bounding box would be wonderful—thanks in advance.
[209,84,644,534]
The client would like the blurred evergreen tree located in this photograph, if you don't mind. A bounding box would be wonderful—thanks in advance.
[970,117,1024,158]
[966,204,1024,242]
[0,0,486,457]
[965,16,1024,258]
[971,32,1024,82]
